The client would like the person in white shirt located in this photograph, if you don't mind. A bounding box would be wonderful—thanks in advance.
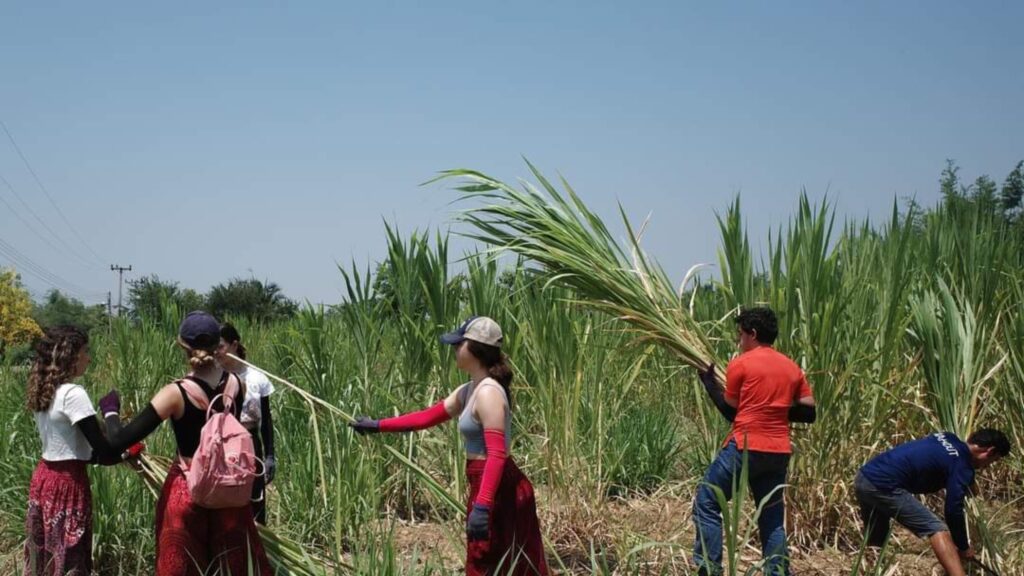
[23,325,141,576]
[217,323,276,524]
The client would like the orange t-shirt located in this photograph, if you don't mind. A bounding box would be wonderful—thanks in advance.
[724,346,813,454]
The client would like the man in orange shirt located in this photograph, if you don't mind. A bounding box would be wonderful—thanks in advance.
[693,307,816,576]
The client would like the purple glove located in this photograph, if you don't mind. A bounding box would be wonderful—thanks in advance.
[98,390,121,416]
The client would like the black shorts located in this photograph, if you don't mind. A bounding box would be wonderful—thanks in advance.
[854,472,947,547]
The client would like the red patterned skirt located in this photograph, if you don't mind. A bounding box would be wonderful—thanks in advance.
[154,463,272,575]
[24,460,92,576]
[465,458,549,576]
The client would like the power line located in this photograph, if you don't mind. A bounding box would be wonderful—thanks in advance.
[0,255,98,302]
[0,250,104,302]
[0,120,107,265]
[0,172,90,267]
[0,236,105,301]
[0,169,97,268]
[0,244,101,301]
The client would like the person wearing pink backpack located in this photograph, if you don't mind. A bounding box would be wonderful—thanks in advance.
[99,311,272,575]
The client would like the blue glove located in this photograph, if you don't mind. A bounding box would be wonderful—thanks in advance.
[349,416,380,435]
[264,454,276,484]
[466,503,490,541]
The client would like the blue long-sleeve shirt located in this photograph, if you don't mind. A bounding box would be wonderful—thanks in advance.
[860,432,975,550]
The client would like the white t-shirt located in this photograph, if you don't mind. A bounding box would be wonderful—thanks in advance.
[34,383,97,461]
[238,367,274,428]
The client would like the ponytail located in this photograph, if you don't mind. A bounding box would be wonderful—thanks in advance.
[188,348,218,369]
[177,337,218,370]
[467,340,513,409]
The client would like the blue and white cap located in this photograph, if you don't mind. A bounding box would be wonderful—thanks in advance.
[440,316,503,348]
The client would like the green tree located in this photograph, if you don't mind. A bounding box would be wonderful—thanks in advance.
[206,277,297,322]
[969,174,999,213]
[939,160,969,219]
[371,261,400,315]
[32,290,107,332]
[1001,160,1024,216]
[939,159,963,204]
[0,268,43,358]
[127,275,205,320]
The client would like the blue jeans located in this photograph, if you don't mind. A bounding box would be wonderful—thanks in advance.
[693,440,790,576]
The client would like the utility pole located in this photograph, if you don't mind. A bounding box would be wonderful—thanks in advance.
[106,291,113,332]
[110,264,132,317]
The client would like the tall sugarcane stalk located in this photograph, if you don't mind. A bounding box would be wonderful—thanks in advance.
[434,163,725,385]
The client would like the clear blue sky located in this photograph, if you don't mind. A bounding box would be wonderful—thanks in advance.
[2,1,1022,305]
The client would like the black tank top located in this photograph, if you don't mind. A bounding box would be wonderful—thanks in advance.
[171,371,244,458]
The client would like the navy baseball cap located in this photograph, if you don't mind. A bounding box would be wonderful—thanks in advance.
[178,311,221,350]
[440,316,503,347]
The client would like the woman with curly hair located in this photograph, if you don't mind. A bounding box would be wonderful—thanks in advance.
[24,325,141,576]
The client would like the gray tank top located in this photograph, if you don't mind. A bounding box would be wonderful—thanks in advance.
[457,380,512,456]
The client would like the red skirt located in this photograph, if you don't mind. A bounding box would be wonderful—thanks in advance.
[155,464,272,575]
[465,458,549,576]
[24,460,92,576]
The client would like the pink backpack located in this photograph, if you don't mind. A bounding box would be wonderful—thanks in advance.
[178,375,260,509]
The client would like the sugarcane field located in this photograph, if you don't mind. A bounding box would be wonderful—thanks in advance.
[2,4,1023,576]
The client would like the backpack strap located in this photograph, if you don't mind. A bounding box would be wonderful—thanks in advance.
[178,372,241,417]
[202,373,242,421]
[177,378,210,412]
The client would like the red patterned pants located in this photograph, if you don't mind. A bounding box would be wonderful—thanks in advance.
[24,460,92,576]
[155,464,272,575]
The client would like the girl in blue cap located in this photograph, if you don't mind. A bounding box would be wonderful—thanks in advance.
[90,311,272,575]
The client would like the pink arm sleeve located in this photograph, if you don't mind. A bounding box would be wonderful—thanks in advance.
[378,401,451,432]
[474,429,508,507]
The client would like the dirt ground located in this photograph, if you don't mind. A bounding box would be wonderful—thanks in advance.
[0,489,1005,575]
[386,488,983,575]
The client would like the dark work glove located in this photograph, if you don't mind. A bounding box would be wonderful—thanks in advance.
[98,390,121,416]
[698,363,737,422]
[348,416,380,435]
[788,403,817,424]
[466,503,490,541]
[698,364,718,392]
[264,454,277,484]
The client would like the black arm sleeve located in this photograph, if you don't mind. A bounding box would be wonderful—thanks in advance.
[788,403,817,424]
[78,403,163,463]
[701,375,737,422]
[259,396,274,457]
[77,417,124,466]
